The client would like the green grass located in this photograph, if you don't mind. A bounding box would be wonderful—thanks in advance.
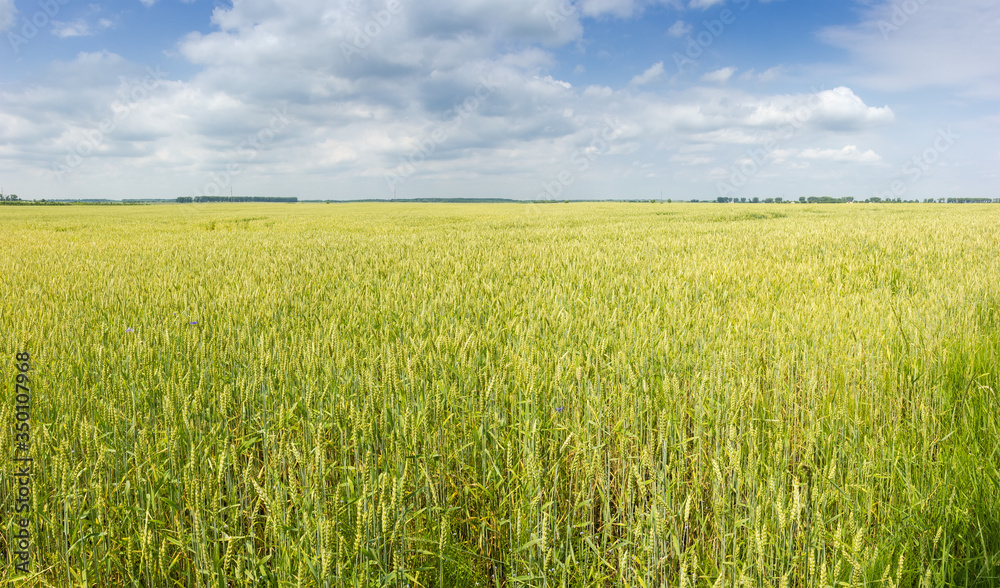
[1,203,998,587]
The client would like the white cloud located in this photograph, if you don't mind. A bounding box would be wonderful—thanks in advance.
[0,1,925,201]
[179,0,583,71]
[689,129,759,144]
[741,66,784,83]
[799,145,883,164]
[52,19,94,38]
[756,67,782,83]
[689,0,725,9]
[818,0,1000,97]
[702,66,735,83]
[631,62,664,85]
[809,87,895,130]
[677,142,715,153]
[579,0,685,18]
[634,86,893,138]
[768,148,797,164]
[740,87,894,131]
[0,0,16,32]
[670,153,714,166]
[668,20,692,37]
[50,4,115,38]
[579,0,641,18]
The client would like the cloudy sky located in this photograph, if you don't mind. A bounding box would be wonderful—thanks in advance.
[0,0,997,201]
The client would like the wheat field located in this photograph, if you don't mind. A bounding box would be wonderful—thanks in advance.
[1,203,998,587]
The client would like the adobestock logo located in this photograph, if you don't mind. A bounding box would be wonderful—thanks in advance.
[340,0,408,62]
[7,0,72,54]
[545,0,576,31]
[870,127,958,201]
[384,75,498,192]
[878,0,933,40]
[716,86,828,198]
[52,66,168,181]
[671,0,750,74]
[537,116,623,200]
[192,107,291,198]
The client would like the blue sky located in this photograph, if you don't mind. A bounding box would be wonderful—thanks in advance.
[1,0,997,201]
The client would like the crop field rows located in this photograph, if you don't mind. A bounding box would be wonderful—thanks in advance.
[1,203,998,587]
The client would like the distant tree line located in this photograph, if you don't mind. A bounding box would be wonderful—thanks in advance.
[716,197,787,203]
[180,196,298,203]
[0,193,20,202]
[803,197,854,203]
[715,196,1000,204]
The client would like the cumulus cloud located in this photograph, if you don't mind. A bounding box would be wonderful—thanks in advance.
[739,87,895,131]
[0,0,16,32]
[0,0,921,201]
[799,145,883,164]
[808,87,895,130]
[668,20,692,37]
[638,86,893,136]
[0,2,607,195]
[631,62,664,85]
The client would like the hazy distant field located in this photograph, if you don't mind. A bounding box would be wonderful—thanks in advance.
[1,203,998,587]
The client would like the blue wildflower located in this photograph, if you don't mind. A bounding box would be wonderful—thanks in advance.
[126,327,134,333]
